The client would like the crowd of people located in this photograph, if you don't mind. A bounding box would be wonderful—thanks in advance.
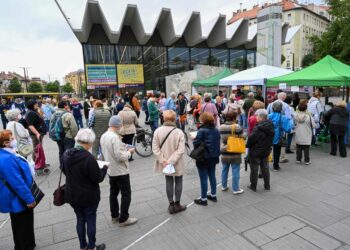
[0,89,349,250]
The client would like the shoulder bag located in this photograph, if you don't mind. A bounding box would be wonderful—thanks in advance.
[14,123,33,157]
[277,115,287,147]
[53,168,65,206]
[226,124,246,153]
[0,159,44,207]
[190,130,207,161]
[160,127,177,149]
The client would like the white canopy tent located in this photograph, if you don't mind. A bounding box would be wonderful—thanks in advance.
[219,65,293,86]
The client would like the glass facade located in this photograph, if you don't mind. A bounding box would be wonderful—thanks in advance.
[83,44,256,92]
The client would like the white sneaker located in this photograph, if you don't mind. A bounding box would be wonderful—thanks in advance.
[296,161,301,164]
[305,162,311,165]
[233,189,244,195]
[119,217,138,227]
[221,187,229,191]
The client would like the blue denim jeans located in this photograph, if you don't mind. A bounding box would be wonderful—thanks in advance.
[74,116,84,129]
[221,162,241,191]
[44,120,50,133]
[197,162,217,199]
[150,119,159,133]
[71,204,98,250]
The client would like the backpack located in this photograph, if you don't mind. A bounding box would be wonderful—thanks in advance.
[49,111,67,141]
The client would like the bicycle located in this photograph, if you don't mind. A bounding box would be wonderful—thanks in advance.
[133,127,153,157]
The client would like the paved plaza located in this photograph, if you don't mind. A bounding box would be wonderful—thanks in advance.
[1,126,350,250]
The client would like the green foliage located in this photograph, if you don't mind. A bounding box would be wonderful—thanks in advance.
[302,54,315,67]
[28,82,43,93]
[10,77,20,85]
[310,0,350,64]
[61,82,74,93]
[8,81,22,93]
[45,81,59,92]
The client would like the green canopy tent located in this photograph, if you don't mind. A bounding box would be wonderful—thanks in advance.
[192,68,233,87]
[267,55,350,87]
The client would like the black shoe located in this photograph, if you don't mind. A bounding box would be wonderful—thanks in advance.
[285,150,294,154]
[95,244,106,250]
[128,158,134,162]
[330,152,336,156]
[264,186,270,191]
[207,195,217,202]
[194,199,208,206]
[258,174,263,179]
[247,185,256,192]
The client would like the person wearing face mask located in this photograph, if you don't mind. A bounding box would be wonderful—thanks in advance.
[50,101,78,166]
[62,129,108,250]
[5,109,33,158]
[100,116,138,226]
[0,130,37,250]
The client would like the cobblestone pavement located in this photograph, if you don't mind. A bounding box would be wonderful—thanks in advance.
[1,124,350,249]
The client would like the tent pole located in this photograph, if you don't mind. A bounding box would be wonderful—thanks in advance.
[263,79,267,105]
[346,87,349,103]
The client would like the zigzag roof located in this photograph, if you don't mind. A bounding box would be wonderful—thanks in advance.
[58,0,298,48]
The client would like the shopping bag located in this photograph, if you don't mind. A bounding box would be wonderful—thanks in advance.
[35,144,46,170]
[226,125,246,153]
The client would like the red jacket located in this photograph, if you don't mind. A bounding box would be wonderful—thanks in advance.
[248,115,258,135]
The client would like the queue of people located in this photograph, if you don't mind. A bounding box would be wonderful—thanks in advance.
[0,89,349,250]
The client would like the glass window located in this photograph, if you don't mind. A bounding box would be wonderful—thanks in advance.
[116,45,143,64]
[229,50,245,72]
[288,13,291,21]
[143,46,167,91]
[210,49,229,67]
[247,50,256,69]
[167,47,190,75]
[190,48,210,69]
[83,45,115,64]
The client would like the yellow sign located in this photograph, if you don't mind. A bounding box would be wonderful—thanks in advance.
[117,64,144,85]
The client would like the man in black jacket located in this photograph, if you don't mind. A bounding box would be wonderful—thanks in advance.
[246,109,275,191]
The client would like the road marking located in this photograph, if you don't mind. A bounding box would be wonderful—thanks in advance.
[0,217,10,229]
[122,218,171,250]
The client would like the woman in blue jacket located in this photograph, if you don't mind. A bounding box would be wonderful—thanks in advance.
[0,130,36,250]
[193,112,221,206]
[268,102,293,171]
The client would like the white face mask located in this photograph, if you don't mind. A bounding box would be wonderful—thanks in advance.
[10,139,17,149]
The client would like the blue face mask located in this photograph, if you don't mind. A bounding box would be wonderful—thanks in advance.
[10,139,17,149]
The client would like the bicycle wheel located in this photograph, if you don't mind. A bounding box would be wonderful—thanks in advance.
[133,132,153,157]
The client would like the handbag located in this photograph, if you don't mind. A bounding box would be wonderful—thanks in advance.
[277,115,287,147]
[53,168,66,206]
[0,159,45,207]
[14,123,33,157]
[34,143,46,170]
[226,124,246,153]
[190,141,207,161]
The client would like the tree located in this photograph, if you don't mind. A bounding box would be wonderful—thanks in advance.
[8,81,22,93]
[310,0,350,64]
[302,54,315,67]
[45,81,59,92]
[28,82,43,93]
[61,82,74,93]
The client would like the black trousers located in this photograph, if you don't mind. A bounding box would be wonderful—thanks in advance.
[122,134,134,145]
[249,156,270,189]
[10,208,36,250]
[135,111,140,118]
[57,138,75,166]
[331,133,347,157]
[109,174,131,223]
[272,145,282,169]
[296,144,310,162]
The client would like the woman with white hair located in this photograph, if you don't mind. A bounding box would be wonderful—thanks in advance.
[5,109,33,157]
[62,129,108,250]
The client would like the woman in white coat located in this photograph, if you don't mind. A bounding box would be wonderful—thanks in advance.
[294,101,315,165]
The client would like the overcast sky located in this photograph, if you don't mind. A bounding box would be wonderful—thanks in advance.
[0,0,323,82]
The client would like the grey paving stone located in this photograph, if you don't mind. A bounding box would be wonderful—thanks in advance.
[311,180,350,196]
[292,202,349,228]
[336,175,350,186]
[295,227,341,250]
[253,196,304,218]
[336,245,350,250]
[218,206,273,233]
[256,216,306,240]
[323,222,350,245]
[324,192,350,213]
[261,233,320,250]
[284,186,333,206]
[200,234,258,250]
[243,228,273,247]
